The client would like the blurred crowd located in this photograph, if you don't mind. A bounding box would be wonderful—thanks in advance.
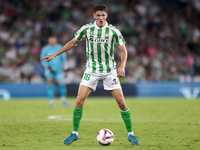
[0,0,200,84]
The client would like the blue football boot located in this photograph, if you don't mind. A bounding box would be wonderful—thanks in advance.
[64,133,79,145]
[128,134,140,145]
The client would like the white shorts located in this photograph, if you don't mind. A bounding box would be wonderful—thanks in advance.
[80,71,121,91]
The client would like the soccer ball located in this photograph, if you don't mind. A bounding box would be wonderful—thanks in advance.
[97,129,114,146]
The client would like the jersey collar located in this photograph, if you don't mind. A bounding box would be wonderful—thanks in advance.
[94,21,107,30]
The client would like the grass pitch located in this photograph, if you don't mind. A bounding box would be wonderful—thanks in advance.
[0,97,200,150]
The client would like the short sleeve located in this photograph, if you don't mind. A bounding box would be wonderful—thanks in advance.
[113,29,126,46]
[74,25,87,41]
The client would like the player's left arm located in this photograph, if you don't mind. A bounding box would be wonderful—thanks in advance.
[113,27,127,77]
[117,44,127,77]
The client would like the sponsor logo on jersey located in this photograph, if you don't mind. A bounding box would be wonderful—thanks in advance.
[89,38,109,43]
[119,35,122,39]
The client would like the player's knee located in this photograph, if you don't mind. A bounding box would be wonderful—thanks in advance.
[76,103,83,108]
[117,100,127,110]
[75,97,85,108]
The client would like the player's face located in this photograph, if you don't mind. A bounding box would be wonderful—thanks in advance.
[93,11,108,28]
[48,37,57,46]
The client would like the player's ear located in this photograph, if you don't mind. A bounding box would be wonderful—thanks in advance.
[93,13,96,19]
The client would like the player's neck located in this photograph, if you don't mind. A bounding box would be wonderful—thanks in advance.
[95,21,107,29]
[50,44,56,47]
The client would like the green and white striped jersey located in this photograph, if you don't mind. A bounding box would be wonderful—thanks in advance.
[74,21,126,73]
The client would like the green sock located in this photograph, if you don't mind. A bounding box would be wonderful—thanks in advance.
[120,108,133,132]
[73,107,83,131]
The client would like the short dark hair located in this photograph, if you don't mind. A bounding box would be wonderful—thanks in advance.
[93,4,107,13]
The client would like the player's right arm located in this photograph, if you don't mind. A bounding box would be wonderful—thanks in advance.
[41,38,79,62]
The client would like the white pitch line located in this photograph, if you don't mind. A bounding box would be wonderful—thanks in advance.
[0,115,167,123]
[47,115,123,121]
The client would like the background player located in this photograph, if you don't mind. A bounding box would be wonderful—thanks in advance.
[40,36,70,108]
[41,5,139,145]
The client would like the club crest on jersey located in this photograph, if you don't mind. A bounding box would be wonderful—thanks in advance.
[105,33,109,37]
[89,38,108,43]
[90,32,94,36]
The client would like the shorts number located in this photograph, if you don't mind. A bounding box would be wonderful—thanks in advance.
[83,73,91,81]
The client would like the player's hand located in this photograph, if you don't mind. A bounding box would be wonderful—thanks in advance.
[41,54,56,62]
[117,66,125,77]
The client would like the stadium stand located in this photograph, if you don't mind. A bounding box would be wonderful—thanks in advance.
[0,0,200,83]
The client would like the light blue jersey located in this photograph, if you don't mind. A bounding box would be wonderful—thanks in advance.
[40,44,67,81]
